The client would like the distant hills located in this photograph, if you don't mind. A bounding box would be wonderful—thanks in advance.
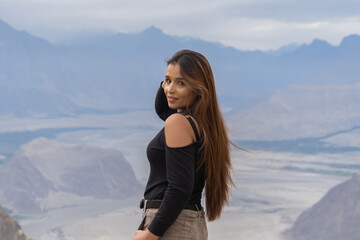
[0,137,142,213]
[288,173,360,240]
[1,18,360,116]
[227,83,360,142]
[0,205,30,240]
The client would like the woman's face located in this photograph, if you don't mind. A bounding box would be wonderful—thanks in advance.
[163,63,197,112]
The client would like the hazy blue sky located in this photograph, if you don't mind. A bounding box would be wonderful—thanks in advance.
[1,0,360,50]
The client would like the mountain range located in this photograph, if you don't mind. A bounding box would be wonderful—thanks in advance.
[1,18,360,116]
[0,137,142,213]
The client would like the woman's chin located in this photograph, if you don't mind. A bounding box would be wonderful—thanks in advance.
[167,103,177,110]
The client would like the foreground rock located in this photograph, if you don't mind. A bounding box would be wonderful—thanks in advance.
[0,205,31,240]
[288,173,360,240]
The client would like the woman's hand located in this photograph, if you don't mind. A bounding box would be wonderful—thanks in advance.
[132,230,159,240]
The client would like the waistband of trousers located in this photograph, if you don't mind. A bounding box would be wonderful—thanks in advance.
[139,199,202,211]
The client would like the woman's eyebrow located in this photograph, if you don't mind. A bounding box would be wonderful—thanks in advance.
[165,75,186,80]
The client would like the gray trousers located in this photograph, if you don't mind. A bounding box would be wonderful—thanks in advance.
[138,206,208,240]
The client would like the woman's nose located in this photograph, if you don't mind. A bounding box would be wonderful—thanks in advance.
[168,83,176,92]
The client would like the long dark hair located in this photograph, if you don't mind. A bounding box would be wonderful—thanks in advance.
[167,49,245,221]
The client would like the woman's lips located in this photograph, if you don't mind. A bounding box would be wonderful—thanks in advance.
[167,96,178,103]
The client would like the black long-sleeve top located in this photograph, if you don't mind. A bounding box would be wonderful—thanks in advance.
[143,83,205,237]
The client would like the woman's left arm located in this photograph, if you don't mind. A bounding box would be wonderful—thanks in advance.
[146,113,196,237]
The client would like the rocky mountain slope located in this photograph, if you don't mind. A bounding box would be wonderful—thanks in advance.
[0,205,31,240]
[288,173,360,240]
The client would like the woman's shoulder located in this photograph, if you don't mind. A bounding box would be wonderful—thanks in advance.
[164,113,199,148]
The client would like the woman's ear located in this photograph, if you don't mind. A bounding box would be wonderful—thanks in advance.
[161,81,165,89]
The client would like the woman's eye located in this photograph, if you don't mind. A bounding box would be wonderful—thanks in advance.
[165,79,171,83]
[178,81,185,86]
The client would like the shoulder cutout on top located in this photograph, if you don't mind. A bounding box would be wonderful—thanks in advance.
[164,113,199,148]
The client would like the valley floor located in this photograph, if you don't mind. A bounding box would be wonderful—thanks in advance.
[20,149,352,240]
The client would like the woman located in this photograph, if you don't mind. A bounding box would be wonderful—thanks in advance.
[132,49,237,240]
